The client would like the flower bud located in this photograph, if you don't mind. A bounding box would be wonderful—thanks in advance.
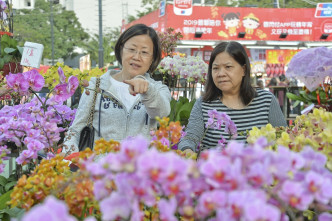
[81,79,89,87]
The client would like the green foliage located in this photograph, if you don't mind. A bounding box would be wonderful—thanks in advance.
[13,0,89,61]
[0,34,23,69]
[83,27,120,65]
[286,87,332,108]
[0,174,17,196]
[0,206,25,221]
[0,174,18,220]
[169,96,195,126]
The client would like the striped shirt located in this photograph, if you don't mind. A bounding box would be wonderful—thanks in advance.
[178,89,287,151]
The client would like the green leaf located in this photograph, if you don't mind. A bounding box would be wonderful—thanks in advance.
[0,176,7,187]
[0,59,4,69]
[5,181,16,192]
[6,176,17,182]
[17,46,24,55]
[319,90,327,103]
[303,210,315,220]
[4,48,16,54]
[1,207,25,218]
[0,190,13,210]
[300,90,317,102]
[286,92,307,102]
[1,213,10,221]
[293,100,301,108]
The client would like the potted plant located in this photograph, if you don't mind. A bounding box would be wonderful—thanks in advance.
[0,0,13,34]
[0,34,23,76]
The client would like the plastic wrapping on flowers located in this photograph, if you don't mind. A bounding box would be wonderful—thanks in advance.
[286,47,332,92]
[157,55,208,84]
[286,47,332,111]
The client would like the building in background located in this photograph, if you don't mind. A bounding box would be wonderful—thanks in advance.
[12,0,73,10]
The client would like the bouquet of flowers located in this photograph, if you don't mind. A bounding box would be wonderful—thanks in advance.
[157,55,208,84]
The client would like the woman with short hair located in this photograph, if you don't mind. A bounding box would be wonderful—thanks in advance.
[63,24,171,154]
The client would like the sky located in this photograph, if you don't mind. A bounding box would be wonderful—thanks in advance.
[73,0,143,34]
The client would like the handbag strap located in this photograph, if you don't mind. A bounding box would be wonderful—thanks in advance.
[87,77,100,127]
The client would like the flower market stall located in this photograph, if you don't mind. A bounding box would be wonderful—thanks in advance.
[0,24,332,221]
[0,63,332,220]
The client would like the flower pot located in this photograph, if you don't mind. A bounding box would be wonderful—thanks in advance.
[1,62,23,76]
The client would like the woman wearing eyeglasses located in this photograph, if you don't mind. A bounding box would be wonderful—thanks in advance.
[62,24,171,154]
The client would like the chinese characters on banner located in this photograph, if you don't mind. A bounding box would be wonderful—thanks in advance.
[20,42,44,68]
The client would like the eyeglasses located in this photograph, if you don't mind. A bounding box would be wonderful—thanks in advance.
[123,47,152,59]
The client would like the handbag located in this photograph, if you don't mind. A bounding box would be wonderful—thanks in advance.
[78,77,100,151]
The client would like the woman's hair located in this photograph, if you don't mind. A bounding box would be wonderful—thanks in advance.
[203,41,256,105]
[114,24,161,73]
[267,77,277,87]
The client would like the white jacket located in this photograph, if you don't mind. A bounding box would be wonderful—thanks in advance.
[62,70,171,153]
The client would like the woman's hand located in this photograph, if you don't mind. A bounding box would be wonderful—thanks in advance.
[124,78,149,96]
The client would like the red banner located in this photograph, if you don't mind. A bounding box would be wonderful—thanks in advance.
[125,5,332,42]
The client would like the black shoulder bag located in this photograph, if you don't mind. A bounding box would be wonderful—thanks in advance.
[78,77,100,151]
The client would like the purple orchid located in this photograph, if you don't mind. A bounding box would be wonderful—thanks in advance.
[99,192,131,221]
[23,69,45,91]
[22,195,76,221]
[158,197,178,221]
[58,66,66,84]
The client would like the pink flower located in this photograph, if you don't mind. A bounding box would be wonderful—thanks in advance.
[319,213,332,221]
[305,171,332,204]
[23,69,45,91]
[22,195,76,221]
[67,76,79,94]
[58,67,66,84]
[196,190,227,218]
[6,73,29,92]
[158,197,177,221]
[199,154,232,188]
[244,200,281,221]
[53,84,71,102]
[100,192,131,221]
[278,180,313,210]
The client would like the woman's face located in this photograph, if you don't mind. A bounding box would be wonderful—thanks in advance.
[211,52,245,95]
[121,34,154,78]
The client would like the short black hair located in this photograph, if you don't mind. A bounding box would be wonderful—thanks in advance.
[114,24,161,73]
[203,41,256,105]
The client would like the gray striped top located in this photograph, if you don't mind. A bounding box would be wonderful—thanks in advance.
[178,89,287,151]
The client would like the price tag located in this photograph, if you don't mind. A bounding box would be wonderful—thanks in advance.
[301,103,315,115]
[20,42,44,68]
